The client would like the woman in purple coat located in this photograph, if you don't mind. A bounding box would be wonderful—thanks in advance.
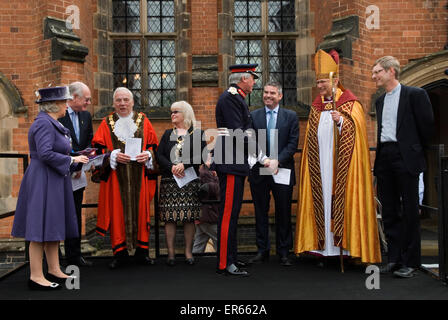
[12,86,88,290]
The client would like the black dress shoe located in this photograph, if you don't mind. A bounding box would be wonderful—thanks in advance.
[235,260,248,268]
[248,252,269,264]
[28,279,61,291]
[393,266,416,278]
[280,256,292,266]
[137,256,155,266]
[379,262,401,274]
[78,257,93,267]
[68,257,93,267]
[217,264,250,277]
[109,250,130,269]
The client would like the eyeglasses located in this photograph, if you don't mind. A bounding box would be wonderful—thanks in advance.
[171,110,181,114]
[372,68,385,75]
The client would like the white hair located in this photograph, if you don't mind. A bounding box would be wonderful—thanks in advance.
[113,87,134,101]
[229,72,252,85]
[69,81,88,98]
[38,102,61,113]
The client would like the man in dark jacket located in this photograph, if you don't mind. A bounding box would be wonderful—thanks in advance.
[214,64,272,276]
[248,82,299,266]
[372,56,434,278]
[58,81,93,267]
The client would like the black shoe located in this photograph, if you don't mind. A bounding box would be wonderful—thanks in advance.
[185,258,195,265]
[217,264,250,277]
[379,262,401,274]
[68,256,93,267]
[248,252,269,264]
[133,247,154,265]
[280,256,293,266]
[235,260,248,268]
[166,258,176,266]
[136,256,155,266]
[46,273,76,285]
[393,266,416,278]
[28,279,61,291]
[109,251,129,269]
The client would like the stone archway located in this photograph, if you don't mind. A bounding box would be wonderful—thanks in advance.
[0,74,24,216]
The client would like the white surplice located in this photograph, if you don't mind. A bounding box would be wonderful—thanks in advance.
[311,110,350,257]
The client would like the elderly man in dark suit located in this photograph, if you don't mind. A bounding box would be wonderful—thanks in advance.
[248,82,298,266]
[58,81,94,267]
[214,64,277,277]
[372,56,434,278]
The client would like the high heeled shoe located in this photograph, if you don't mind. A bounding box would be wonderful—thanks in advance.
[185,257,195,265]
[28,279,61,291]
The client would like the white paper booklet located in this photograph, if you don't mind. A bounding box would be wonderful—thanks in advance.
[173,166,198,188]
[125,137,142,160]
[272,168,291,185]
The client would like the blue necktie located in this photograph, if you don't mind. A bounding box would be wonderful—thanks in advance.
[71,111,80,142]
[266,110,276,156]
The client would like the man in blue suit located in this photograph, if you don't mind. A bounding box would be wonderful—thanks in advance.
[248,82,299,266]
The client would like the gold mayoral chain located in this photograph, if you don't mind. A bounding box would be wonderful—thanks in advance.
[173,127,194,161]
[108,112,144,144]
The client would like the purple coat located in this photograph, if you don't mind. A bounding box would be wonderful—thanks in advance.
[12,112,79,242]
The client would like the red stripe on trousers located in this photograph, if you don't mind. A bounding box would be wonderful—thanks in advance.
[219,174,235,270]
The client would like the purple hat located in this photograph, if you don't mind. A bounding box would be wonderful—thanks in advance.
[36,86,72,104]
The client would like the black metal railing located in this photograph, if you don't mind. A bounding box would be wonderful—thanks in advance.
[0,153,29,279]
[2,145,447,284]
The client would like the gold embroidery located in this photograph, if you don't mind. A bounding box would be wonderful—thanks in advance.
[307,101,356,249]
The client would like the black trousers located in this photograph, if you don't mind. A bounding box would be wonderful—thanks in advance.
[216,173,245,270]
[65,187,84,262]
[249,175,293,257]
[376,143,421,268]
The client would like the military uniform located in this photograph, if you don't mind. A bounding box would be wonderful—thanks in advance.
[214,64,258,274]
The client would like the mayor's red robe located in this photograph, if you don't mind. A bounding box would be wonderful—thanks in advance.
[92,112,158,254]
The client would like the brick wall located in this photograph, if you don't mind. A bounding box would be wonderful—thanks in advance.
[0,0,95,238]
[1,0,447,239]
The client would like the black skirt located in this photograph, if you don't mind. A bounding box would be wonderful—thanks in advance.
[159,177,201,223]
